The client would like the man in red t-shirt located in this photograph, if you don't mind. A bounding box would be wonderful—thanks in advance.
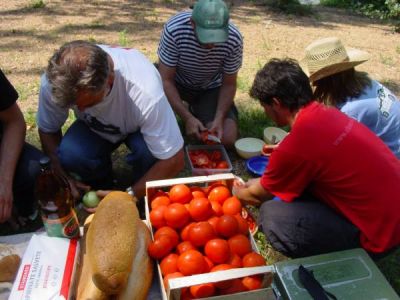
[234,58,400,258]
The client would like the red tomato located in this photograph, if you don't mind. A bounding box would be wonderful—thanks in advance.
[147,235,173,260]
[164,203,190,229]
[204,239,230,264]
[160,253,179,276]
[190,151,211,168]
[189,222,216,247]
[176,241,196,255]
[191,188,206,199]
[216,160,229,169]
[150,195,170,209]
[261,144,275,156]
[242,252,266,268]
[207,216,219,233]
[242,276,263,291]
[210,264,234,289]
[188,197,213,221]
[228,253,243,268]
[204,256,215,272]
[235,215,249,235]
[210,200,223,216]
[180,289,193,300]
[163,272,184,291]
[150,189,168,201]
[219,278,246,295]
[209,150,222,161]
[208,186,231,204]
[222,196,242,216]
[154,226,179,248]
[149,206,167,229]
[216,215,239,238]
[177,250,206,276]
[169,184,192,204]
[228,234,252,257]
[190,283,215,298]
[180,222,195,241]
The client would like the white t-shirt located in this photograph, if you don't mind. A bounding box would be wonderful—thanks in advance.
[37,45,184,160]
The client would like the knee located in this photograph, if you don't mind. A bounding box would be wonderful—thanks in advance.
[58,139,81,167]
[222,120,238,150]
[259,201,279,224]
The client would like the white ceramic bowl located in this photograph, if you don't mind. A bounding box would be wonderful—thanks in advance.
[263,127,288,144]
[234,138,265,159]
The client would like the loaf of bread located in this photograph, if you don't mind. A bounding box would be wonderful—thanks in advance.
[86,191,140,295]
[76,214,108,300]
[0,254,21,282]
[117,221,153,300]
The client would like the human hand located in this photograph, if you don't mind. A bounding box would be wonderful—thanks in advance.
[0,183,13,223]
[185,117,207,140]
[208,119,224,141]
[66,176,91,201]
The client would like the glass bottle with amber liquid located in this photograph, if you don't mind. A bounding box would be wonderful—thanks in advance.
[35,157,80,238]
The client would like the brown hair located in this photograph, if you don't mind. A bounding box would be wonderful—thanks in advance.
[313,68,371,106]
[46,40,109,107]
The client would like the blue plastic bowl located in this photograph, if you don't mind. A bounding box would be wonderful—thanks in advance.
[246,155,269,177]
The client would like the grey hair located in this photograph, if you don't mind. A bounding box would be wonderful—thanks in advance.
[46,40,109,107]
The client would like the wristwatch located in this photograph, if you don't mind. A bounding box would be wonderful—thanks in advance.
[126,186,135,197]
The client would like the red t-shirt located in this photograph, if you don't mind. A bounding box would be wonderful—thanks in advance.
[261,102,400,253]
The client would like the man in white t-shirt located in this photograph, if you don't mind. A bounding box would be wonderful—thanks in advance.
[37,40,184,199]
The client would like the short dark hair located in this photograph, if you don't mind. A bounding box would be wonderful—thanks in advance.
[46,40,109,107]
[250,58,313,111]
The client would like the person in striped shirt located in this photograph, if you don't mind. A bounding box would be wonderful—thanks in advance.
[157,0,243,149]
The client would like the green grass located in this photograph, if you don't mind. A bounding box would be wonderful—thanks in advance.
[15,82,40,102]
[118,29,129,47]
[237,101,276,138]
[376,248,400,293]
[237,75,252,94]
[28,0,46,9]
[320,0,350,8]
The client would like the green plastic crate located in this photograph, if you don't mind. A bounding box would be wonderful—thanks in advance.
[273,248,399,300]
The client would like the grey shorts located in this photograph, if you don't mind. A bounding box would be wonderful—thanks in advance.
[176,83,238,125]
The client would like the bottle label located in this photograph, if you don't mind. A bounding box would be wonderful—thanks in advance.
[42,209,80,238]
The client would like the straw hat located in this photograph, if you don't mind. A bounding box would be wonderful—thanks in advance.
[301,37,370,82]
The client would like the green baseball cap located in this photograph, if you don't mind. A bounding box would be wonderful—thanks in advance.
[192,0,230,44]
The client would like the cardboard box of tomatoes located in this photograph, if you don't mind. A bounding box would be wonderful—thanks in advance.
[145,173,274,300]
[185,145,233,176]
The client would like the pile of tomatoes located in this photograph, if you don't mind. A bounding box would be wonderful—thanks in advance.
[147,183,266,299]
[188,150,229,169]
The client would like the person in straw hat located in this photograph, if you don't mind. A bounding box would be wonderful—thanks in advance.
[234,58,400,258]
[302,37,400,159]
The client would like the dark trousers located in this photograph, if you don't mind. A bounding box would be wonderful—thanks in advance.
[176,83,238,125]
[258,195,361,258]
[13,143,44,217]
[58,120,157,190]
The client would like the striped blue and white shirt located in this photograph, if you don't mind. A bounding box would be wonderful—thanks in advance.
[158,11,243,90]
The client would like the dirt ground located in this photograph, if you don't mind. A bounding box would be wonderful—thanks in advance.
[1,1,399,292]
[1,0,399,116]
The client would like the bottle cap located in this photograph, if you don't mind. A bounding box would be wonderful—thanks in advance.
[39,156,51,167]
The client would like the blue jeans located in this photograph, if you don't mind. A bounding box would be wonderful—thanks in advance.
[13,143,44,217]
[58,120,157,189]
